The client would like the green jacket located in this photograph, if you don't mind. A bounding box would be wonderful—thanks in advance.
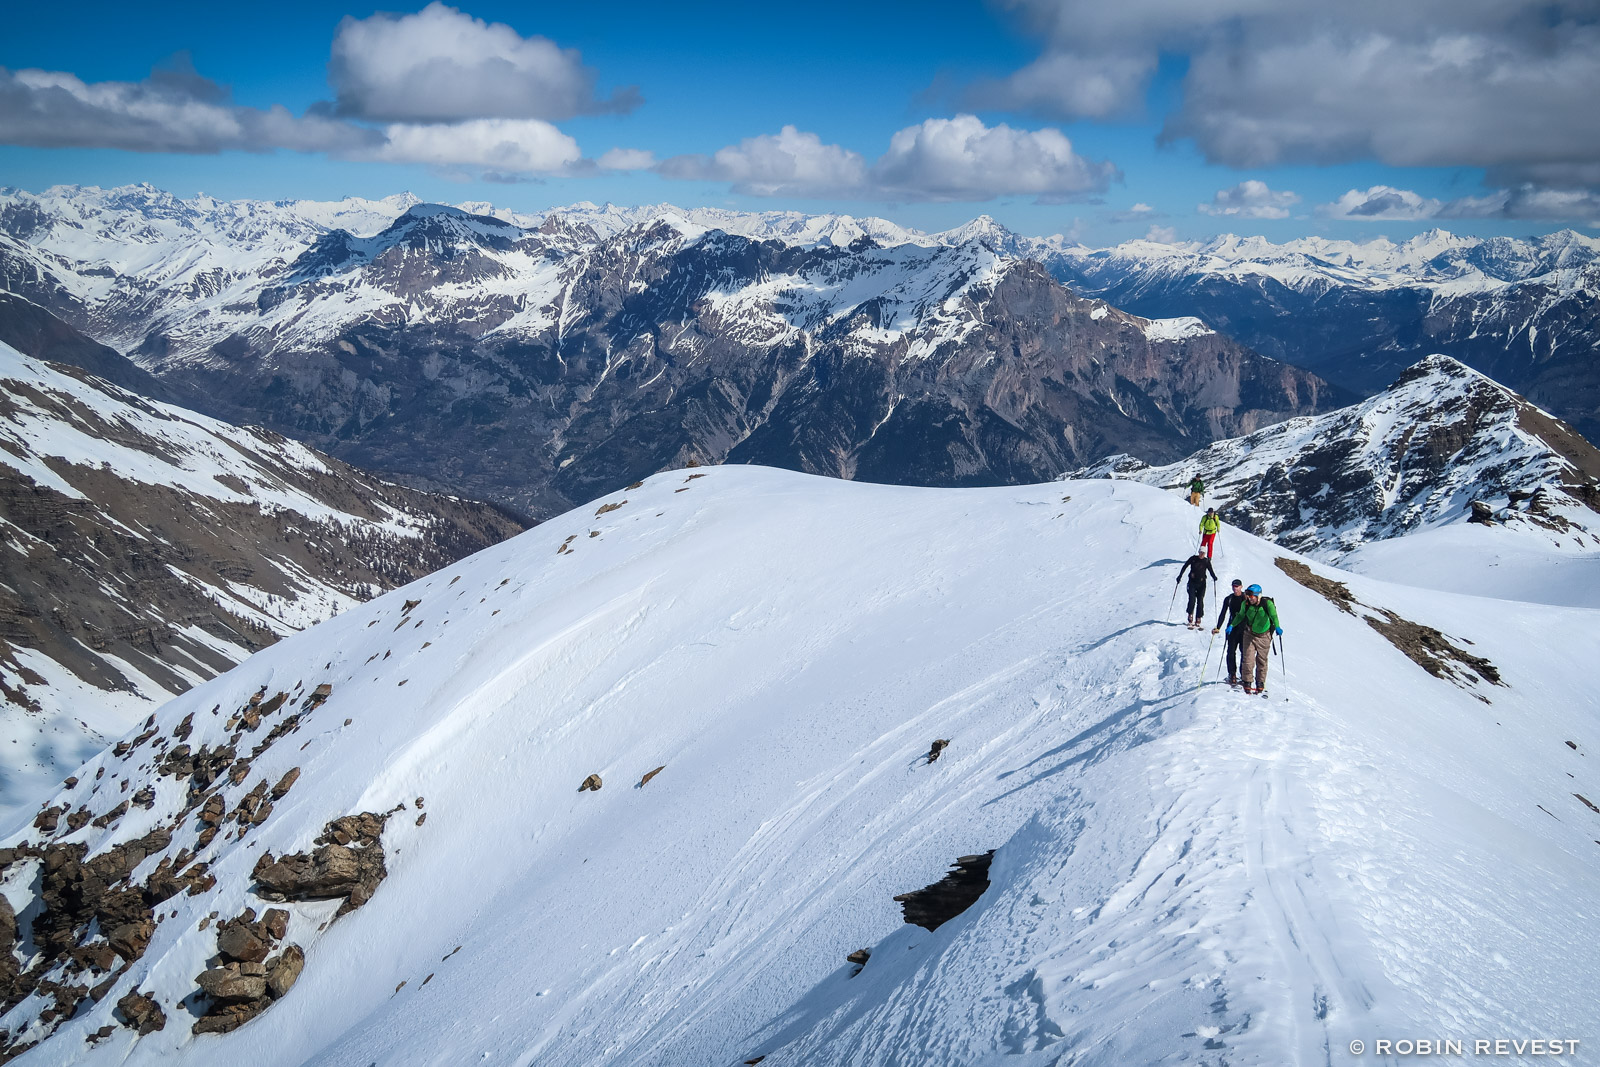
[1199,514,1220,534]
[1189,477,1205,492]
[1235,596,1279,635]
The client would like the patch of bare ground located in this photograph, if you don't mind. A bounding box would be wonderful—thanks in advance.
[1274,559,1357,614]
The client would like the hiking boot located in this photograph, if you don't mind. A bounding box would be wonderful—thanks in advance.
[1226,675,1238,686]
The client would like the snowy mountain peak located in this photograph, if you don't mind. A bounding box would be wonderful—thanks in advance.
[1078,354,1600,559]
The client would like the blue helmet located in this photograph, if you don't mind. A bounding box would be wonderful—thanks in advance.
[1246,584,1262,594]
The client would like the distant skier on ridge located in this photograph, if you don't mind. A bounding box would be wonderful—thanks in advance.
[1187,476,1205,506]
[1229,583,1282,695]
[1199,508,1220,557]
[1176,551,1218,630]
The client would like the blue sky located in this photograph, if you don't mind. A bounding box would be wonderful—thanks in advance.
[3,0,1597,244]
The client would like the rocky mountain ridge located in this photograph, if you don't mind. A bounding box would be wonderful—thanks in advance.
[1031,230,1600,441]
[0,338,522,823]
[1077,354,1600,560]
[0,186,1340,518]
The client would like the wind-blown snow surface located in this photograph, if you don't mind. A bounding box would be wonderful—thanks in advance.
[1341,523,1600,609]
[4,468,1597,1065]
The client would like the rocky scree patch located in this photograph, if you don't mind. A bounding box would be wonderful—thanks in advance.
[0,677,400,1057]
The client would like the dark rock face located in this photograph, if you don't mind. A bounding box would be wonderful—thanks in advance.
[191,904,306,1034]
[1274,558,1503,693]
[0,678,354,1047]
[159,248,1335,521]
[0,291,173,400]
[893,851,995,931]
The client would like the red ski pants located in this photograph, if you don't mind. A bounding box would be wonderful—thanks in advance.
[1200,532,1216,557]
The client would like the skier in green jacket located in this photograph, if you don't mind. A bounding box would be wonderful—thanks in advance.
[1187,476,1205,506]
[1227,583,1282,694]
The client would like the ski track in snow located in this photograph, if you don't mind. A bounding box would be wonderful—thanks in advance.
[2,469,1596,1067]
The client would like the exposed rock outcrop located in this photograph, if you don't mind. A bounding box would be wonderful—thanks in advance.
[893,851,996,931]
[191,907,304,1034]
[251,812,389,914]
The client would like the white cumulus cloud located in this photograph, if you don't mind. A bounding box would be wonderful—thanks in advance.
[1316,186,1445,220]
[1315,183,1600,223]
[656,126,868,197]
[0,62,378,155]
[967,51,1155,119]
[1439,185,1600,223]
[0,48,592,178]
[362,118,581,172]
[870,115,1116,201]
[1198,180,1300,219]
[974,0,1600,188]
[328,2,639,123]
[657,115,1115,202]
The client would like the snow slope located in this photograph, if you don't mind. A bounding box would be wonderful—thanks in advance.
[1341,522,1600,609]
[2,467,1595,1065]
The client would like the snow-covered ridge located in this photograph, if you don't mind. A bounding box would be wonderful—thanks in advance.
[1078,354,1600,559]
[1,466,1594,1064]
[1049,227,1600,299]
[1139,315,1213,341]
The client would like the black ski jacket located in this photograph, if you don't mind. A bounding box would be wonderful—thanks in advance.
[1215,592,1246,630]
[1177,554,1218,592]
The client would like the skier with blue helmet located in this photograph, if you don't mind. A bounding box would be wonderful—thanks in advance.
[1226,583,1282,694]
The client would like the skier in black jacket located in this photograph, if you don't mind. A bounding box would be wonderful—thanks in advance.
[1176,552,1219,629]
[1212,579,1246,684]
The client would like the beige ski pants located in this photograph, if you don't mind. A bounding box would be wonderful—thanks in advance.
[1242,630,1272,690]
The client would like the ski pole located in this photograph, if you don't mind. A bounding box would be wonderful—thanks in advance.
[1199,627,1216,687]
[1167,580,1179,624]
[1277,634,1286,694]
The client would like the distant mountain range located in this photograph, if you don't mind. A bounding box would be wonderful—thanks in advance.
[1038,229,1600,442]
[0,185,1339,517]
[0,334,521,821]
